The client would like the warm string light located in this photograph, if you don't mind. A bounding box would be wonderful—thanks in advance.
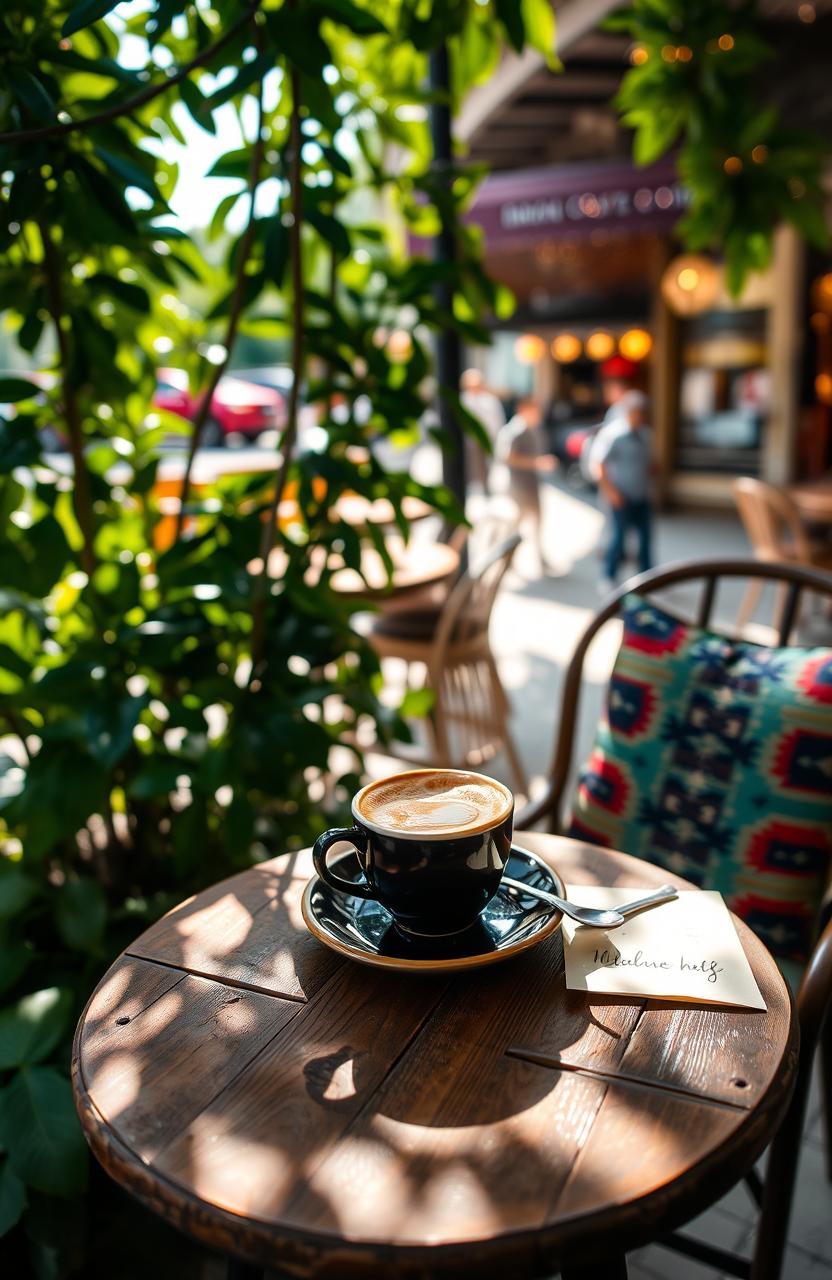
[812,274,832,312]
[618,329,653,362]
[551,333,582,363]
[585,331,616,362]
[514,334,546,365]
[816,373,832,405]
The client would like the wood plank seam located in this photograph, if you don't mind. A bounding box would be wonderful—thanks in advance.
[80,970,308,1172]
[139,957,442,1175]
[123,950,313,1003]
[504,1047,753,1113]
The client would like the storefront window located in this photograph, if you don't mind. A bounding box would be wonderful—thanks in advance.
[676,310,770,474]
[487,332,536,396]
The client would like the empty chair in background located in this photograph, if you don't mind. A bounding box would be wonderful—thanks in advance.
[369,533,526,796]
[733,476,832,627]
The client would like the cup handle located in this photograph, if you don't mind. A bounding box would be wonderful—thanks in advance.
[312,826,375,899]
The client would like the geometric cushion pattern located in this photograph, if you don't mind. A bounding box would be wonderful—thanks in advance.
[567,593,832,961]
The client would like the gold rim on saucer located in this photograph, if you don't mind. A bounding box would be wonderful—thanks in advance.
[301,844,565,973]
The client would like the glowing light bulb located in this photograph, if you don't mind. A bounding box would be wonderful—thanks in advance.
[619,329,653,362]
[514,334,546,365]
[585,332,615,362]
[551,334,582,363]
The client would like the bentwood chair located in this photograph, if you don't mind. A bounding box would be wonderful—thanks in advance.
[369,532,526,795]
[732,477,832,627]
[515,557,832,1280]
[369,512,517,641]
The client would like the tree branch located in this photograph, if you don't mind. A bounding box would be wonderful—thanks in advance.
[175,70,266,538]
[39,219,97,577]
[0,2,261,147]
[249,65,304,678]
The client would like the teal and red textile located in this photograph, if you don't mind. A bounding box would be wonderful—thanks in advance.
[568,594,832,961]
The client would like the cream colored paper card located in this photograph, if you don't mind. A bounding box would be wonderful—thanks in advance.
[561,886,766,1010]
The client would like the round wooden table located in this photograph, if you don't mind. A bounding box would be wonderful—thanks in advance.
[330,493,433,529]
[72,835,796,1280]
[329,538,459,599]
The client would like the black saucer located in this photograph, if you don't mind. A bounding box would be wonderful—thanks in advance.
[301,844,565,972]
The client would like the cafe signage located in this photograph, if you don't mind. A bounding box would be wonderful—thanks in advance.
[469,158,690,249]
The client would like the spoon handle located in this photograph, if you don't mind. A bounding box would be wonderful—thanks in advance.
[499,876,679,924]
[500,876,581,917]
[617,884,679,918]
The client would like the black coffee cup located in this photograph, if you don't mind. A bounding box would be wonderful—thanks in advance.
[312,768,514,937]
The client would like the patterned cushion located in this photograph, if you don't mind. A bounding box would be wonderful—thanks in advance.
[567,593,832,961]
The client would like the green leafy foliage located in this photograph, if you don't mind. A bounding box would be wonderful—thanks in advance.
[611,0,828,293]
[0,0,535,1271]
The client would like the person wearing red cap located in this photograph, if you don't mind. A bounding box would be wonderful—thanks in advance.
[579,355,639,484]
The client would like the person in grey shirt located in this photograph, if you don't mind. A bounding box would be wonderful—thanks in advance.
[498,396,556,575]
[594,390,655,592]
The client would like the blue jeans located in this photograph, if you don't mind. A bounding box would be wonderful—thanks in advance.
[604,499,653,582]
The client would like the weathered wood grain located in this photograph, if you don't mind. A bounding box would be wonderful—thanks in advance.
[128,848,340,1001]
[151,963,450,1223]
[72,836,797,1278]
[80,957,301,1162]
[281,1055,609,1243]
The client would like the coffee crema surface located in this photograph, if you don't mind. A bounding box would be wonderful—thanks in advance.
[356,770,512,837]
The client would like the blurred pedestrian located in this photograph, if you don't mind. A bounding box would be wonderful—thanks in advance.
[582,354,639,484]
[460,368,505,493]
[594,390,655,593]
[498,395,556,575]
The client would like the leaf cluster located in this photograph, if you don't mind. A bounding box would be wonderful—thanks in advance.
[609,0,828,293]
[0,0,552,1271]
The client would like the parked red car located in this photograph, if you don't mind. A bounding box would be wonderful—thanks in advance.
[153,368,286,445]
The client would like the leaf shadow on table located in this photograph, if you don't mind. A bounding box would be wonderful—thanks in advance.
[78,843,775,1260]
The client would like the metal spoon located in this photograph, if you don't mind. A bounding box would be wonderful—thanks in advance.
[500,877,679,929]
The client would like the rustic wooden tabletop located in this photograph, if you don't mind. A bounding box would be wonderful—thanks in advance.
[72,834,796,1280]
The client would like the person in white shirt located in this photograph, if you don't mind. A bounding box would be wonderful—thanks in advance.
[583,355,639,484]
[460,368,506,493]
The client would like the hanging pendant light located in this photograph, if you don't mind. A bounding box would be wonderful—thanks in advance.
[660,254,720,316]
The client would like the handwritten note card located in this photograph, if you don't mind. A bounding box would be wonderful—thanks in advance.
[562,887,766,1010]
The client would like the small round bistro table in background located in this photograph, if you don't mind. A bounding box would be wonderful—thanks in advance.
[72,835,796,1280]
[328,537,460,599]
[789,472,832,525]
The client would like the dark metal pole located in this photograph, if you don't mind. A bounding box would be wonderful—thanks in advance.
[428,43,466,507]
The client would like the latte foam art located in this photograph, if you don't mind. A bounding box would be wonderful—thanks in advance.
[357,771,510,836]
